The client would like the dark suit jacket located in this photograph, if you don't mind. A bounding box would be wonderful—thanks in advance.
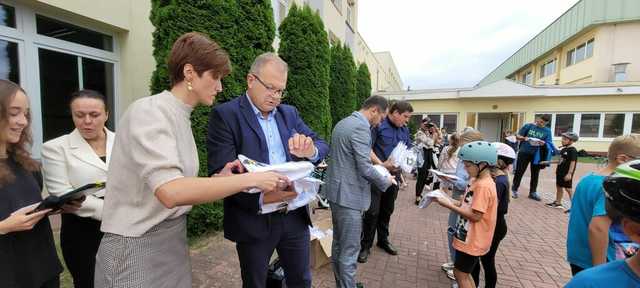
[207,94,329,242]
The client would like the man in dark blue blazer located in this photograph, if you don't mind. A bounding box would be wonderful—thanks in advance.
[207,53,329,288]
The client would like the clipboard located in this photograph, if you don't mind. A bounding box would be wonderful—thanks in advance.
[28,182,106,214]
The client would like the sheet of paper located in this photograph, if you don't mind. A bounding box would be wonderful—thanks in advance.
[428,169,460,182]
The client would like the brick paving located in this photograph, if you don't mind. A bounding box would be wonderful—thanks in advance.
[188,162,602,287]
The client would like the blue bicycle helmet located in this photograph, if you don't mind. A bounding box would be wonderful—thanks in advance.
[458,141,498,166]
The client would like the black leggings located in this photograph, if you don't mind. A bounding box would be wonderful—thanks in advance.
[415,148,436,197]
[471,215,507,288]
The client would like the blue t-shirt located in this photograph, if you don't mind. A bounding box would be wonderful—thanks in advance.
[517,123,552,155]
[567,173,616,269]
[565,260,640,287]
[371,117,411,162]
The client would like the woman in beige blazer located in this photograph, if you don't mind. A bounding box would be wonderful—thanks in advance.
[41,90,114,288]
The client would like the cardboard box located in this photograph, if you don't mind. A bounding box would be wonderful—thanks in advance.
[309,209,333,269]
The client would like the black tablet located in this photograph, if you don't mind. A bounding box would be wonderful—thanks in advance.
[29,182,106,214]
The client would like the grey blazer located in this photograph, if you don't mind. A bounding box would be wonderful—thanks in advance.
[323,111,391,211]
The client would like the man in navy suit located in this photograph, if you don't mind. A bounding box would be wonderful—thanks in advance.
[207,52,329,288]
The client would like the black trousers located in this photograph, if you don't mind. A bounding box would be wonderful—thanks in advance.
[512,152,541,194]
[60,214,103,288]
[471,215,508,288]
[362,176,400,250]
[415,148,436,197]
[236,209,311,288]
[40,276,59,288]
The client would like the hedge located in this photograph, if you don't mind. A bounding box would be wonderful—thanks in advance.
[278,4,332,140]
[329,43,357,127]
[355,63,372,107]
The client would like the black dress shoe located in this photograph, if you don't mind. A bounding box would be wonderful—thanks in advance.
[356,283,365,288]
[377,241,398,255]
[357,249,370,263]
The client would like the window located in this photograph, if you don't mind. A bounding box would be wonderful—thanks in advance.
[554,114,574,136]
[426,114,440,127]
[0,4,16,28]
[36,15,114,51]
[540,59,555,78]
[0,39,19,83]
[575,43,586,63]
[523,71,533,85]
[39,48,115,141]
[566,49,575,66]
[586,39,594,58]
[613,63,628,82]
[633,114,640,134]
[422,113,458,132]
[566,39,594,67]
[580,114,601,138]
[603,113,625,138]
[443,114,457,133]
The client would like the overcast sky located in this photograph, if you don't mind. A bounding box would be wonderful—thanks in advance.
[358,0,580,90]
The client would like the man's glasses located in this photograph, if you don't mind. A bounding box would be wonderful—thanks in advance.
[251,74,286,98]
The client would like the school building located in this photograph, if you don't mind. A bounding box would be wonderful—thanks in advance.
[382,0,640,153]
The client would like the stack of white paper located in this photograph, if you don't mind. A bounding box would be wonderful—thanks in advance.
[238,155,323,214]
[389,142,418,174]
[418,189,447,209]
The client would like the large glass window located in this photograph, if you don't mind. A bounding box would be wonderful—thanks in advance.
[566,49,575,66]
[443,114,457,133]
[586,39,594,58]
[39,48,114,141]
[554,114,574,136]
[36,15,114,51]
[0,4,16,28]
[524,71,533,85]
[540,59,556,78]
[575,43,586,63]
[426,114,441,127]
[580,114,601,138]
[0,39,19,83]
[603,113,625,138]
[632,114,640,134]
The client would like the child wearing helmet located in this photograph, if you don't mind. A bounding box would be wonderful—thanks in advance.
[470,142,515,288]
[434,141,498,288]
[542,131,579,210]
[567,134,640,276]
[566,160,640,287]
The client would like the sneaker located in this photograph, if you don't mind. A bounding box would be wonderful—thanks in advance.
[446,268,456,280]
[528,192,542,201]
[415,196,422,206]
[511,190,519,199]
[545,202,563,209]
[441,262,454,272]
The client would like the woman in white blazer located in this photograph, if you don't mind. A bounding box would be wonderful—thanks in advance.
[41,90,114,288]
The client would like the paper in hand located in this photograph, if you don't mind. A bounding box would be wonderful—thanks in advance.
[428,169,459,182]
[418,189,447,209]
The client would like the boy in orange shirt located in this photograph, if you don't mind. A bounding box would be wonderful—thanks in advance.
[435,141,498,288]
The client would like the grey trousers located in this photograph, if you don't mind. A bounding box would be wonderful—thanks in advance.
[330,202,363,288]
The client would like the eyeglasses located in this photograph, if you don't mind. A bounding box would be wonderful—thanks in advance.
[251,74,286,99]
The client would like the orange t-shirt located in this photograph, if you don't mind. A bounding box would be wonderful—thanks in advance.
[452,176,498,256]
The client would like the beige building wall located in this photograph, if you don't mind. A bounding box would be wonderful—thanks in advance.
[373,52,403,91]
[510,22,640,87]
[33,0,156,118]
[407,94,640,153]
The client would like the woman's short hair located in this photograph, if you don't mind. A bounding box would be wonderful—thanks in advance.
[168,32,231,86]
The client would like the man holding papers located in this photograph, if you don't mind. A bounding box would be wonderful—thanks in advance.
[324,96,394,288]
[359,100,413,262]
[207,53,328,288]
